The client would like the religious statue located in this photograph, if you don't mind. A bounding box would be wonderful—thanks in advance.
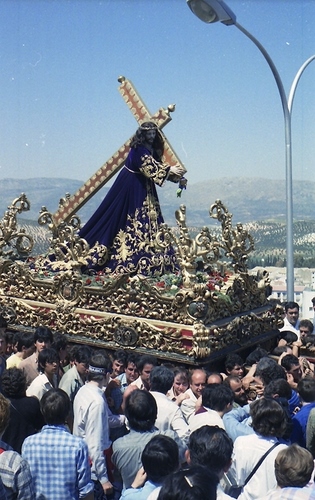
[80,122,186,275]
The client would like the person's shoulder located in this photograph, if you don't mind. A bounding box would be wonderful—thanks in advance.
[19,352,36,368]
[112,432,130,451]
[0,448,28,470]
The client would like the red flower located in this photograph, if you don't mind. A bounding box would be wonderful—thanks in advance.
[85,279,92,285]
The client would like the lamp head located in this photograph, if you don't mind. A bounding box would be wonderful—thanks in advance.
[186,0,236,26]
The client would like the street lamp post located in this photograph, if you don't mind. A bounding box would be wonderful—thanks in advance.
[186,0,315,301]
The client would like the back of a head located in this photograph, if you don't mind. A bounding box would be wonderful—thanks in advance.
[16,331,34,352]
[87,352,111,382]
[246,347,269,366]
[142,435,179,483]
[157,465,218,500]
[202,383,234,412]
[256,362,286,387]
[188,425,233,476]
[297,378,315,403]
[275,444,314,488]
[1,368,27,398]
[150,366,174,394]
[250,397,287,438]
[51,331,68,352]
[75,345,92,365]
[264,379,292,400]
[279,331,298,344]
[125,389,157,432]
[40,388,70,425]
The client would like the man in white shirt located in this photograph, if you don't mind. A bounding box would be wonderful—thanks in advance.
[26,348,59,401]
[73,352,113,498]
[180,368,207,423]
[189,383,234,433]
[132,355,157,391]
[279,301,300,337]
[150,365,189,444]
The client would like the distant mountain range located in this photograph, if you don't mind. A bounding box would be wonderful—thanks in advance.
[1,176,314,226]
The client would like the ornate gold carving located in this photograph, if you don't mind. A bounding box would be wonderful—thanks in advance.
[0,194,275,362]
[0,194,34,258]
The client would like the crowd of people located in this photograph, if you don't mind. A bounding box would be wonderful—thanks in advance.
[0,299,315,499]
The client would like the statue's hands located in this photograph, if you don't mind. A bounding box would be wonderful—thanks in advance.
[170,165,186,177]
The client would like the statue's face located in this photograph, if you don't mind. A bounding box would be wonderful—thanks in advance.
[144,128,156,144]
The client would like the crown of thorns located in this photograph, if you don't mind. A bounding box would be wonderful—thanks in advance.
[139,123,158,131]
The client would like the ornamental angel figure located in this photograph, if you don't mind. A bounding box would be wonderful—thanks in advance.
[80,122,187,275]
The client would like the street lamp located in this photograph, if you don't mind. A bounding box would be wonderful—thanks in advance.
[187,0,315,301]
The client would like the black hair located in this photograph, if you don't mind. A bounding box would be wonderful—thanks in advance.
[130,122,164,161]
[15,331,34,352]
[157,465,218,500]
[245,347,269,366]
[201,384,234,412]
[280,354,299,372]
[1,368,26,398]
[284,301,299,312]
[34,326,53,344]
[297,378,315,403]
[112,349,127,365]
[38,348,59,373]
[126,352,139,366]
[255,362,286,386]
[279,331,298,344]
[40,388,70,424]
[142,435,179,483]
[74,345,92,364]
[264,379,292,400]
[136,355,157,373]
[188,425,233,476]
[51,332,68,353]
[225,353,244,372]
[150,366,174,394]
[124,389,157,432]
[272,346,292,356]
[299,319,314,334]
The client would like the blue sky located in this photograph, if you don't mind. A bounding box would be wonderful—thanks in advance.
[1,0,315,185]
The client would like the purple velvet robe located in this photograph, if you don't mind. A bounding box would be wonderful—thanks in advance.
[79,145,178,275]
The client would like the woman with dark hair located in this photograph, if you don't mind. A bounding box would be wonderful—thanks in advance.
[157,466,218,500]
[229,397,289,499]
[79,122,186,276]
[1,368,44,453]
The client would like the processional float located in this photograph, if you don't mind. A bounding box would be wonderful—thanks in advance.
[0,77,282,365]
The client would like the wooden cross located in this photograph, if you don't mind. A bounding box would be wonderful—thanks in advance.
[52,76,186,225]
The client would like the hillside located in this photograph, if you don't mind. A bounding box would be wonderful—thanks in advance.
[1,176,315,225]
